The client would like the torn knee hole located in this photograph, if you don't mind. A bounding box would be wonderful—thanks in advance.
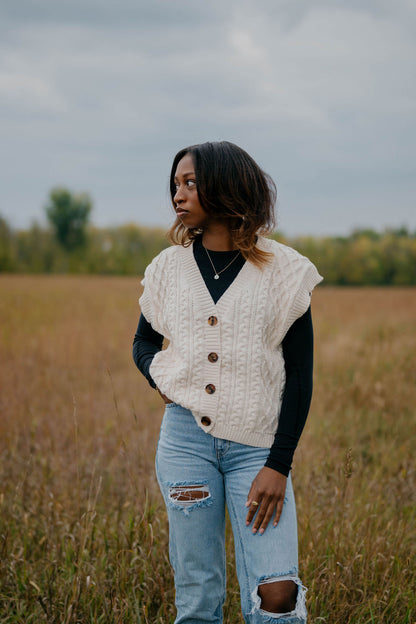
[168,484,210,508]
[258,578,298,614]
[251,575,307,619]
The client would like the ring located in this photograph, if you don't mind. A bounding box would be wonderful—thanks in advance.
[251,501,259,507]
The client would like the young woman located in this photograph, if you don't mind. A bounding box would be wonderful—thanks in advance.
[133,141,322,624]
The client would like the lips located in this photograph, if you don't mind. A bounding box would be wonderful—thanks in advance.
[176,209,189,218]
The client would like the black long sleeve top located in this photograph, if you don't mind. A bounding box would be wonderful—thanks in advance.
[132,236,314,477]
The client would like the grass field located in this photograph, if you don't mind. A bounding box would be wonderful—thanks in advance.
[0,275,415,624]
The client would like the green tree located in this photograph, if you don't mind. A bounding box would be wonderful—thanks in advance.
[45,188,92,251]
[0,215,14,271]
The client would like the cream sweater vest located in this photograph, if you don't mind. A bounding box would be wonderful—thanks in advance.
[139,236,323,448]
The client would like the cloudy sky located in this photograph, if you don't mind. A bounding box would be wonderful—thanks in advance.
[1,0,415,236]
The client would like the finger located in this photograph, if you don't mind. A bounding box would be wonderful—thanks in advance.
[273,499,284,527]
[251,499,269,533]
[258,502,277,534]
[245,482,257,507]
[245,503,259,525]
[245,499,260,526]
[244,481,258,522]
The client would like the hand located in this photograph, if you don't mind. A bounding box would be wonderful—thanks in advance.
[156,387,173,404]
[245,467,287,534]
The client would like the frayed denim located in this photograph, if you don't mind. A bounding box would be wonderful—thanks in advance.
[156,404,307,624]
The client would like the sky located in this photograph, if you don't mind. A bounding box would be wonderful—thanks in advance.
[1,0,415,236]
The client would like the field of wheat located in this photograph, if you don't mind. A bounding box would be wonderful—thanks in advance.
[0,275,415,624]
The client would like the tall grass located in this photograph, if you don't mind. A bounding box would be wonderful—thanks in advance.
[0,276,415,623]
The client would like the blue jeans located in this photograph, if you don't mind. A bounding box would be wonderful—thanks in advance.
[155,404,307,624]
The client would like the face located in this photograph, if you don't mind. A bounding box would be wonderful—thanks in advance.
[173,153,209,230]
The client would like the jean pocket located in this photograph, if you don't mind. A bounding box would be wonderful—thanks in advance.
[164,402,181,409]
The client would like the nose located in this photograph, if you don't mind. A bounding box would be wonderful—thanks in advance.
[173,184,185,205]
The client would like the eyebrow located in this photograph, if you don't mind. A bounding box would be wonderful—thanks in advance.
[174,171,195,181]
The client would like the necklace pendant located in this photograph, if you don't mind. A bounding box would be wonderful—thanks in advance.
[203,243,240,281]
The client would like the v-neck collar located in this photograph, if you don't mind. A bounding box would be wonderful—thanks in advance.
[178,237,270,309]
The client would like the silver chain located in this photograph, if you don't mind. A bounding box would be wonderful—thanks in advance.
[203,245,241,280]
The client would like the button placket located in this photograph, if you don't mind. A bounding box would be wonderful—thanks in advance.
[201,312,221,423]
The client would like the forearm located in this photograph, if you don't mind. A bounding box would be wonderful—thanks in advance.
[265,307,314,476]
[132,313,164,388]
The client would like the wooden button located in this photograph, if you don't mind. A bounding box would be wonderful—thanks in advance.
[208,352,218,363]
[201,416,211,426]
[205,384,216,394]
[208,316,218,326]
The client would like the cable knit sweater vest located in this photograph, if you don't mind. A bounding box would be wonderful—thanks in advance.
[139,236,323,448]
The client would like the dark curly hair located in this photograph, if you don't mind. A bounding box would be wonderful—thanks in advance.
[167,141,277,266]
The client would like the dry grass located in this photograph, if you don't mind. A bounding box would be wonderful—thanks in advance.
[0,276,415,623]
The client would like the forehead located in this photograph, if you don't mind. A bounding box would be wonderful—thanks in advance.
[174,153,194,178]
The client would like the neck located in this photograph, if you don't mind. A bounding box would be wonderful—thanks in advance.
[201,222,237,251]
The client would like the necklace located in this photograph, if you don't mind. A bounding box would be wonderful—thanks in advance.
[203,245,241,280]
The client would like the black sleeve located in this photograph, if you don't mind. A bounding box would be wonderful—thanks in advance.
[132,313,164,388]
[264,307,314,477]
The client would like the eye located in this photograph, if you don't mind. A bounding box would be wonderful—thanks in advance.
[186,179,196,188]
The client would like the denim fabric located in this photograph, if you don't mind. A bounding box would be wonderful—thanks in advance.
[156,404,307,624]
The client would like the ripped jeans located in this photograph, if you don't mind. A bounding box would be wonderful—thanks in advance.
[156,404,307,624]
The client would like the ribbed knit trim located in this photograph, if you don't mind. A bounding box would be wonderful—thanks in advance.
[178,241,255,309]
[203,423,275,449]
[282,262,323,340]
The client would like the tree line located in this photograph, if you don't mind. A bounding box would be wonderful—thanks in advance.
[1,188,415,285]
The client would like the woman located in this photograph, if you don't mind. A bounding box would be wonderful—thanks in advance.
[133,141,322,623]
